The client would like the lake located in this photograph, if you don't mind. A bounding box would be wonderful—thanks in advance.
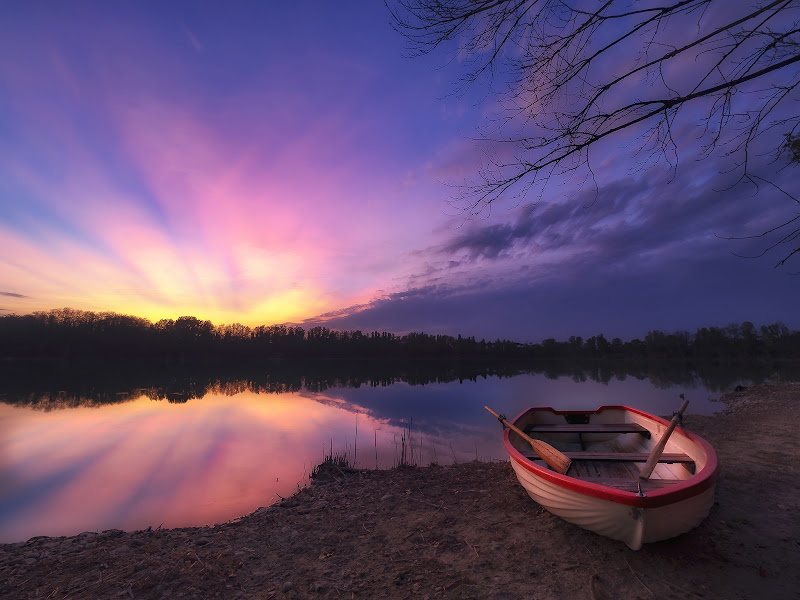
[0,360,793,542]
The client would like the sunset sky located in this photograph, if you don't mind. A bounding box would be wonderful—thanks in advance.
[1,1,798,342]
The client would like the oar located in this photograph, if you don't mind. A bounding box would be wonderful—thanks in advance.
[639,396,690,480]
[484,406,572,474]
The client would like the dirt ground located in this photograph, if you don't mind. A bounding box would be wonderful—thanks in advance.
[2,383,799,600]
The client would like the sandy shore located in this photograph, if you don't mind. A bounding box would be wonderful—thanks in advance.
[2,383,799,599]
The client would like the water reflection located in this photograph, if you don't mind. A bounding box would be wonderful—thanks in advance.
[1,390,438,543]
[2,357,796,410]
[1,361,797,543]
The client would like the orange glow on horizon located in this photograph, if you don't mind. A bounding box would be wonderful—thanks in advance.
[0,84,406,328]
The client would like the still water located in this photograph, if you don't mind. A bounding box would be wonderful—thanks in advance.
[0,365,776,542]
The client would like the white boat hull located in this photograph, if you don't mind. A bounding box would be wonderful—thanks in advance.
[503,406,718,550]
[509,457,716,550]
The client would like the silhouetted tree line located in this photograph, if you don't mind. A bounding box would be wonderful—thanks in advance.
[535,322,800,362]
[1,309,799,363]
[0,309,518,361]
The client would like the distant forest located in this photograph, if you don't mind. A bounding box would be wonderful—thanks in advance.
[1,308,798,362]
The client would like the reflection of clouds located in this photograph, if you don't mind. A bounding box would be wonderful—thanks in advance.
[0,390,438,542]
[1,451,108,521]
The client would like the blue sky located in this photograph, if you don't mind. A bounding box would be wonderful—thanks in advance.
[1,0,798,342]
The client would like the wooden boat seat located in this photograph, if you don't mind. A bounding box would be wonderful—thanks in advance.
[575,477,684,493]
[521,451,692,463]
[524,423,650,435]
[564,451,692,463]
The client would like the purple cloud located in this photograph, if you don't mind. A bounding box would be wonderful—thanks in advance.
[306,148,800,341]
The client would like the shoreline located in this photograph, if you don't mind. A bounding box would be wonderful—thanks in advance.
[2,383,799,599]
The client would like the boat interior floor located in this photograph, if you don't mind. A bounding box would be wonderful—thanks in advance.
[519,451,692,493]
[518,420,697,493]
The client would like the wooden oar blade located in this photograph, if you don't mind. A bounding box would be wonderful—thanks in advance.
[528,438,572,474]
[484,405,572,475]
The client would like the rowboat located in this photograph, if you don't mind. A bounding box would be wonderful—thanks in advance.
[500,405,718,550]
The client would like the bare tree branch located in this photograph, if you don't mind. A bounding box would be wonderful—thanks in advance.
[390,0,800,267]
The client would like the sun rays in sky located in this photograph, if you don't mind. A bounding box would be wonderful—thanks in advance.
[1,1,797,340]
[0,2,451,325]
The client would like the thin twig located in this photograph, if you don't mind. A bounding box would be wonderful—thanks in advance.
[629,562,724,598]
[624,558,654,596]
